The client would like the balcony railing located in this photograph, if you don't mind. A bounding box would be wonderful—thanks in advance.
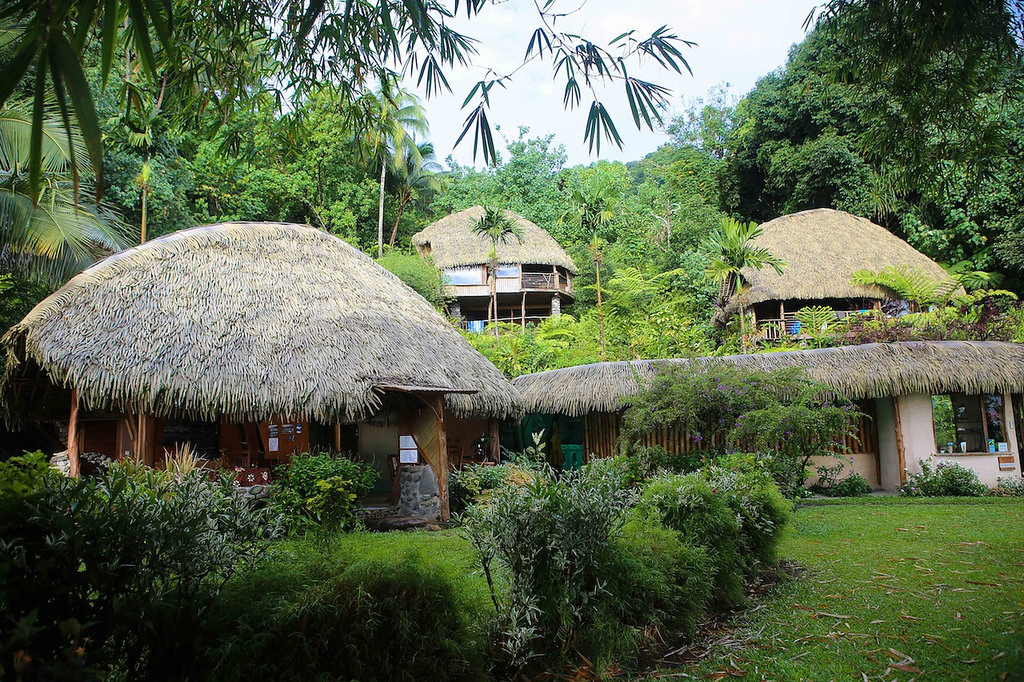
[522,272,573,293]
[445,272,574,296]
[757,309,872,340]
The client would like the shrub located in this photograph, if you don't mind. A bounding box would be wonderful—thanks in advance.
[990,475,1024,497]
[810,460,873,497]
[620,364,861,496]
[205,532,490,682]
[639,473,744,607]
[899,459,988,497]
[0,461,276,680]
[462,464,635,673]
[450,463,517,514]
[271,452,378,530]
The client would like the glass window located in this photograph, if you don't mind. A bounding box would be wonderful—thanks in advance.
[932,393,1006,453]
[496,264,520,278]
[443,267,483,285]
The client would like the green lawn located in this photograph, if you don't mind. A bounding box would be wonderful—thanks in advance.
[660,498,1024,681]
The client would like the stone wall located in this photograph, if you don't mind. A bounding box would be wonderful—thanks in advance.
[397,464,441,519]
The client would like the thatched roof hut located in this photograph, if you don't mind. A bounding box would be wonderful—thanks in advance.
[724,208,954,314]
[513,341,1024,416]
[2,222,522,423]
[411,206,577,273]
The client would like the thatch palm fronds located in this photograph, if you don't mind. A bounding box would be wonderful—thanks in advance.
[720,209,955,319]
[412,206,577,273]
[0,101,132,286]
[512,341,1024,417]
[2,222,522,423]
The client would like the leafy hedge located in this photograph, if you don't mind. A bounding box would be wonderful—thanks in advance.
[270,452,378,530]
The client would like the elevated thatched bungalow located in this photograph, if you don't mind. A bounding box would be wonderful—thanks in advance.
[719,209,956,340]
[412,206,577,330]
[512,341,1024,489]
[2,222,523,520]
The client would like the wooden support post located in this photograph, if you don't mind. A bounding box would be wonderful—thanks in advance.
[434,395,450,523]
[892,396,907,485]
[135,414,157,467]
[521,291,526,329]
[488,418,500,462]
[332,424,342,452]
[67,389,81,478]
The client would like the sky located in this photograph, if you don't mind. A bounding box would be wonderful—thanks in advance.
[403,0,820,169]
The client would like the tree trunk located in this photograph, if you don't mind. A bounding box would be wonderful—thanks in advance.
[140,183,148,244]
[740,307,747,354]
[388,194,410,247]
[377,161,386,257]
[596,260,605,359]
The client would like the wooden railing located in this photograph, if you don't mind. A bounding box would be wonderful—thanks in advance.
[758,309,871,340]
[522,272,573,293]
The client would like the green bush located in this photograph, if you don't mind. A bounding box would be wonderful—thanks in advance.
[462,464,635,673]
[640,473,746,608]
[899,459,988,497]
[990,475,1024,497]
[810,459,873,497]
[0,461,275,680]
[449,463,516,514]
[205,532,490,682]
[377,250,446,308]
[271,452,378,530]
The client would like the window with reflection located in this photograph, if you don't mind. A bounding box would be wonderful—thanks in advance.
[443,267,484,285]
[932,393,1007,453]
[496,264,521,278]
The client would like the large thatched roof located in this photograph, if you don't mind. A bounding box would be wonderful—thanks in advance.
[513,341,1024,416]
[412,206,577,273]
[729,209,953,309]
[2,222,522,423]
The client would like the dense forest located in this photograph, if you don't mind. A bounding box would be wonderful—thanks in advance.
[2,2,1023,377]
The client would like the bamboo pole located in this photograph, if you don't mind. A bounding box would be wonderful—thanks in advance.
[434,395,450,523]
[67,389,81,478]
[892,396,907,485]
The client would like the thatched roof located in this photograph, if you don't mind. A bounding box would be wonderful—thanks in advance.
[2,222,522,423]
[412,206,577,273]
[727,209,953,311]
[512,341,1024,416]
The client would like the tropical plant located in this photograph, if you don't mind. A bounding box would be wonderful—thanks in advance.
[387,141,443,247]
[850,265,960,310]
[472,206,524,335]
[794,305,837,348]
[0,101,131,286]
[351,83,430,257]
[705,217,785,352]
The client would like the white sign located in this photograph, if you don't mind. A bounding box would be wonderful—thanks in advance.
[268,437,279,452]
[399,435,416,449]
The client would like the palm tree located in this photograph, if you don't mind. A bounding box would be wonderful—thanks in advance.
[387,141,443,247]
[706,217,786,353]
[561,174,618,359]
[353,83,429,257]
[0,101,132,287]
[472,207,524,337]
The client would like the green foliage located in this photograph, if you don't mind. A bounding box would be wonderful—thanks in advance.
[899,459,988,497]
[0,451,55,508]
[206,531,491,681]
[462,464,635,673]
[377,250,445,308]
[0,461,276,679]
[270,453,378,531]
[990,475,1024,497]
[449,461,542,516]
[621,364,859,495]
[810,459,873,497]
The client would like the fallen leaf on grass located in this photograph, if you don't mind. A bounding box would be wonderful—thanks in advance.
[861,673,869,682]
[900,615,922,621]
[965,580,1001,587]
[891,663,923,673]
[870,620,886,624]
[814,612,852,619]
[992,651,1006,661]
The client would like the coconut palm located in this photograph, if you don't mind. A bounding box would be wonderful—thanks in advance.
[387,141,443,248]
[472,207,524,337]
[706,217,786,353]
[352,83,430,257]
[0,101,131,287]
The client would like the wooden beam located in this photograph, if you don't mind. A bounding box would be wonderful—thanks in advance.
[136,414,157,467]
[892,396,907,486]
[332,423,342,452]
[488,418,500,462]
[67,389,81,478]
[434,394,450,523]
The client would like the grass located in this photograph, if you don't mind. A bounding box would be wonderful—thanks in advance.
[655,497,1024,680]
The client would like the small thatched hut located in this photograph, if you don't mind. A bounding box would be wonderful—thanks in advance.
[411,206,577,330]
[718,209,956,339]
[512,341,1024,490]
[2,222,524,519]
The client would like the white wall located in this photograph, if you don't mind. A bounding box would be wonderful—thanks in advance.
[896,392,1021,489]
